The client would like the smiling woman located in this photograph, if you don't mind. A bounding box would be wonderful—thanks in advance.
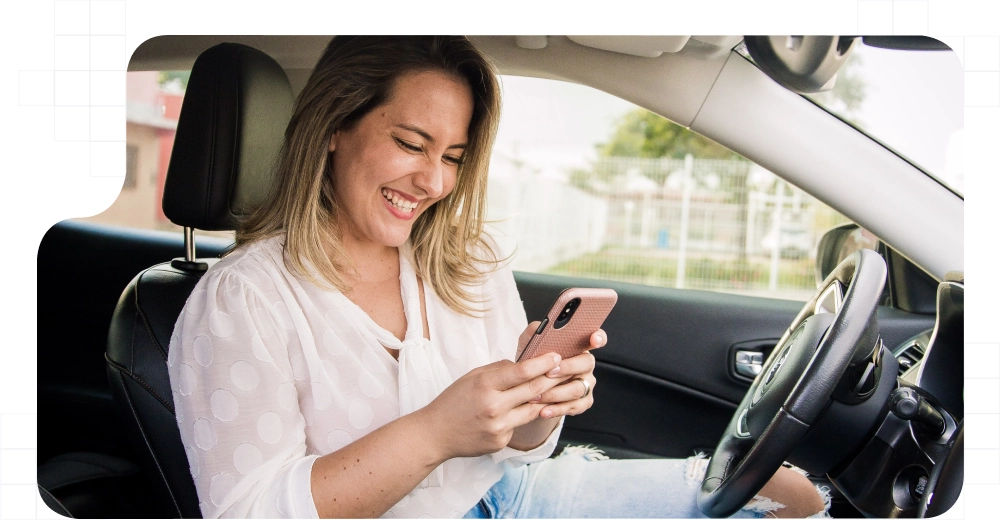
[326,71,471,251]
[235,36,502,317]
[163,36,827,519]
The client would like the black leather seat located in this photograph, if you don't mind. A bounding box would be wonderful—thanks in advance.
[105,43,293,518]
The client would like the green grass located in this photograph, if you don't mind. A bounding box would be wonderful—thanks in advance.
[544,248,815,294]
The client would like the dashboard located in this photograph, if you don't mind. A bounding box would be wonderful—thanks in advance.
[832,277,964,517]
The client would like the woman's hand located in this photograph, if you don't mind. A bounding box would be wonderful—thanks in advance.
[417,350,566,461]
[506,323,606,450]
[523,322,605,419]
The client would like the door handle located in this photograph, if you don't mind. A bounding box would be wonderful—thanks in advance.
[734,350,764,378]
[729,339,778,383]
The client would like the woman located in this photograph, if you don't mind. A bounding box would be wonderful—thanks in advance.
[168,36,827,518]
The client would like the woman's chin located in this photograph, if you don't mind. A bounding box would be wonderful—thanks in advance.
[376,225,415,248]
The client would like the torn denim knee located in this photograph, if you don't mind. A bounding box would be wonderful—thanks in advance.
[806,484,832,518]
[556,445,610,461]
[684,452,710,487]
[682,455,833,518]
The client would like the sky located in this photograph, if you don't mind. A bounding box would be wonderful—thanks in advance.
[838,43,965,190]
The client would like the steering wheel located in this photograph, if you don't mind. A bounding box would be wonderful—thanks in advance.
[697,249,887,517]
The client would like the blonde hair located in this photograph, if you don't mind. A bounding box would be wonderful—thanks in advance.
[236,36,502,315]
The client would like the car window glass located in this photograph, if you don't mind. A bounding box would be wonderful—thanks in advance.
[488,75,855,301]
[75,70,234,241]
[87,71,856,303]
[803,43,963,195]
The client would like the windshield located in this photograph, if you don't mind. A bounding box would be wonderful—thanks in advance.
[805,42,964,195]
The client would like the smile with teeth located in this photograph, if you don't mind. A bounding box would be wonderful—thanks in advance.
[381,188,418,213]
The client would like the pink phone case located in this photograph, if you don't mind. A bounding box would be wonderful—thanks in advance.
[517,288,618,361]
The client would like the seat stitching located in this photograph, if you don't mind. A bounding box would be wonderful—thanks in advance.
[113,368,183,517]
[106,353,175,414]
[133,270,170,362]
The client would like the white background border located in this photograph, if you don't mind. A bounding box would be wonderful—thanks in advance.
[1,1,995,518]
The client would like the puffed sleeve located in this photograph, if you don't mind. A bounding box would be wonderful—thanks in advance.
[167,266,319,518]
[480,247,565,467]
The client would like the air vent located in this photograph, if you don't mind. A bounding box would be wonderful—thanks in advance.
[896,341,926,377]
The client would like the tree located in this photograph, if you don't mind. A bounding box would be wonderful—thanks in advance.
[597,110,743,160]
[158,71,191,92]
[598,53,867,162]
[586,51,868,258]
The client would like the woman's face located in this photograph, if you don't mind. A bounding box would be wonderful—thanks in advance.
[329,70,474,249]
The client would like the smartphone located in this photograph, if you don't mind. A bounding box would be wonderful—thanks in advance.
[516,288,618,361]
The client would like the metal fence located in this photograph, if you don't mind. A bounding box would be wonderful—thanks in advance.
[488,155,849,301]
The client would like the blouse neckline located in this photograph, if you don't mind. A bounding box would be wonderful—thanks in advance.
[328,242,432,357]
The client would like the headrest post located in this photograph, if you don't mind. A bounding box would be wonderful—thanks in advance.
[170,227,209,272]
[184,227,196,262]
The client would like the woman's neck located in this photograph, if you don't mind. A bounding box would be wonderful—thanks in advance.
[339,233,400,284]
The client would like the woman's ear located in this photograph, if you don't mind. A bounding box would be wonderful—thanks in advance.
[328,131,338,152]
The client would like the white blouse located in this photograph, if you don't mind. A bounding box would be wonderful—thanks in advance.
[167,235,562,518]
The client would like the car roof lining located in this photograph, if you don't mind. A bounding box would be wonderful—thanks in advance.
[129,36,732,126]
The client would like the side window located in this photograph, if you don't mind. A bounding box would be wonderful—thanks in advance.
[76,71,234,240]
[488,76,851,301]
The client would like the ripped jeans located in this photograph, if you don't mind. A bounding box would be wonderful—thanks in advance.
[463,448,830,518]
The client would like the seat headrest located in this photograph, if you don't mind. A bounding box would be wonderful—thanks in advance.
[162,43,293,231]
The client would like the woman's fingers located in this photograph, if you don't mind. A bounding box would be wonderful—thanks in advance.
[590,328,607,349]
[489,351,561,391]
[543,351,595,379]
[538,378,595,418]
[533,376,589,404]
[501,370,568,410]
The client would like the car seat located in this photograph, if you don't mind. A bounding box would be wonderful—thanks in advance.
[104,42,293,517]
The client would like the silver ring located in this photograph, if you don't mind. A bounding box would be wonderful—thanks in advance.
[577,378,591,399]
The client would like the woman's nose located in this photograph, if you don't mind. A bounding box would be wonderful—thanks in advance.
[413,162,445,198]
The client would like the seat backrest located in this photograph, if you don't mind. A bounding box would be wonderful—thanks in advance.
[105,42,292,518]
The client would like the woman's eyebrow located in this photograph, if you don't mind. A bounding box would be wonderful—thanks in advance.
[395,123,467,150]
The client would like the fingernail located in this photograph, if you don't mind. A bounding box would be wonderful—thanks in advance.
[595,333,605,345]
[547,365,561,377]
[541,409,553,418]
[530,394,541,402]
[551,353,561,364]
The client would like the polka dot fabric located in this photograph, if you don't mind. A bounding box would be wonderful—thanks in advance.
[167,236,562,518]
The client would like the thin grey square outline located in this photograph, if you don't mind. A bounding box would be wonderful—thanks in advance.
[53,70,91,107]
[964,449,1000,485]
[892,0,930,35]
[52,0,91,148]
[856,0,895,34]
[88,0,126,37]
[88,70,127,107]
[0,412,38,519]
[0,449,39,485]
[89,35,128,70]
[53,0,91,37]
[960,36,1000,72]
[964,415,1000,450]
[53,106,93,143]
[964,70,1000,107]
[0,484,40,520]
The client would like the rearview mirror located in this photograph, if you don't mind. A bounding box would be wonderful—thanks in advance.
[743,36,858,94]
[815,223,880,285]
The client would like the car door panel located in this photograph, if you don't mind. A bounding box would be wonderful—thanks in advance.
[514,271,937,458]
